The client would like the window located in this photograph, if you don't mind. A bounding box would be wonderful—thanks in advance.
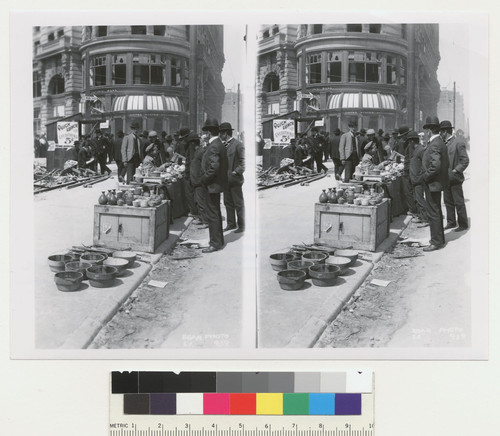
[400,57,407,86]
[48,33,55,41]
[347,24,362,32]
[272,26,279,35]
[263,72,279,92]
[53,104,65,117]
[185,25,190,41]
[170,58,182,86]
[131,26,147,35]
[33,71,42,97]
[267,102,280,115]
[263,29,270,38]
[33,107,41,133]
[312,24,323,34]
[369,24,381,34]
[57,29,64,38]
[133,53,166,85]
[386,55,397,84]
[154,26,165,36]
[306,53,322,84]
[348,51,380,83]
[112,54,127,85]
[401,24,407,40]
[327,51,342,82]
[48,75,65,94]
[97,26,107,37]
[34,40,40,54]
[90,55,107,86]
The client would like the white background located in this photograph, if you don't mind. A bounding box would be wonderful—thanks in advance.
[4,2,500,435]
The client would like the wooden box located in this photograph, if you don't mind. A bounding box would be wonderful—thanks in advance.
[314,198,391,252]
[93,201,170,253]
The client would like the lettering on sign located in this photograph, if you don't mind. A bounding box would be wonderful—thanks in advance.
[272,119,295,144]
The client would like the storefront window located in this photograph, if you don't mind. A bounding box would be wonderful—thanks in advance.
[306,53,322,84]
[90,55,107,86]
[133,53,166,85]
[327,51,342,82]
[170,58,182,86]
[112,54,127,85]
[33,71,42,98]
[386,55,397,84]
[348,51,380,83]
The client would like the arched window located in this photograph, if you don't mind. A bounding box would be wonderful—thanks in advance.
[48,74,65,95]
[263,72,280,92]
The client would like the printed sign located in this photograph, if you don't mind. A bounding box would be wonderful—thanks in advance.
[272,119,295,144]
[56,121,79,146]
[100,120,110,129]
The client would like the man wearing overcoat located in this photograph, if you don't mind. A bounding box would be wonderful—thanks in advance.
[121,120,142,184]
[339,121,358,182]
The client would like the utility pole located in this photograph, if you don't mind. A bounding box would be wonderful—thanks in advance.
[453,81,456,128]
[237,83,240,133]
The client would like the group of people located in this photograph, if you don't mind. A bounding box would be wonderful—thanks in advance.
[121,118,246,254]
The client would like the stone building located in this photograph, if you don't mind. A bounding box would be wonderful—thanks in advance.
[438,86,467,134]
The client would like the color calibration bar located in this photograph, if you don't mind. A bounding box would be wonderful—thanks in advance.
[111,372,372,416]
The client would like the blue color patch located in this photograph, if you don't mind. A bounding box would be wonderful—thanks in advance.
[309,393,335,415]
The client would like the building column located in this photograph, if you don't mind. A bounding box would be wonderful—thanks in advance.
[407,24,416,130]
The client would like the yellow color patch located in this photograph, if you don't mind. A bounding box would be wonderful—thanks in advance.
[256,393,283,415]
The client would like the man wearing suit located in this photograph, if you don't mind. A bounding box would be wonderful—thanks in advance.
[339,121,358,182]
[440,120,470,231]
[200,118,228,253]
[329,128,342,180]
[121,120,142,184]
[421,116,450,252]
[113,130,125,182]
[220,122,245,234]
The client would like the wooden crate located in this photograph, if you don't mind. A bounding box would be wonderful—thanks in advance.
[93,200,170,253]
[314,198,391,252]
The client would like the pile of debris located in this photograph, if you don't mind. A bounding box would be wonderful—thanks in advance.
[257,160,327,190]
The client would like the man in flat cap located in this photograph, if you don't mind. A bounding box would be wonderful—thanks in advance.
[200,117,228,253]
[122,120,142,184]
[421,116,449,251]
[220,122,245,233]
[440,120,469,231]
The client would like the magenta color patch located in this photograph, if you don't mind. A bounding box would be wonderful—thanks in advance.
[203,393,231,415]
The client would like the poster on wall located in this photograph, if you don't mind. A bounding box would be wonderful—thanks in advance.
[56,121,79,146]
[272,119,295,144]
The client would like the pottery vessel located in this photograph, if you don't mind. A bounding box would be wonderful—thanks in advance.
[269,253,294,271]
[302,251,328,264]
[334,249,358,267]
[308,264,340,286]
[276,269,307,291]
[65,261,92,279]
[112,251,137,268]
[54,271,83,292]
[287,260,315,278]
[98,191,108,205]
[325,256,351,275]
[80,253,106,266]
[48,254,73,272]
[86,265,118,288]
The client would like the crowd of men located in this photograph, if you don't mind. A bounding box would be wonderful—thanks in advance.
[74,118,245,254]
[287,118,469,252]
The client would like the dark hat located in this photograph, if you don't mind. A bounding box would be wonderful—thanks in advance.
[423,116,440,129]
[398,126,410,137]
[165,135,173,142]
[161,131,167,137]
[219,122,234,132]
[130,120,140,129]
[383,133,391,140]
[179,127,191,139]
[348,120,357,128]
[439,120,453,129]
[202,117,219,131]
[378,129,384,136]
[186,132,200,144]
[311,126,319,133]
[117,130,124,137]
[404,130,420,143]
[95,129,102,134]
[359,128,366,135]
[334,128,341,135]
[392,130,399,136]
[142,130,149,137]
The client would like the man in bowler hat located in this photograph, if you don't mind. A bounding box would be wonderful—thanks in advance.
[121,120,142,184]
[200,118,228,253]
[220,122,245,233]
[421,116,450,251]
[339,121,358,182]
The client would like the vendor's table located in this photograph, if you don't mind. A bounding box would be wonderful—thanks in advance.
[139,179,188,219]
[314,198,391,252]
[93,200,170,253]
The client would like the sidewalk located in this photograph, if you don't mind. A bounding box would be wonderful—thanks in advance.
[35,174,191,349]
[257,163,410,348]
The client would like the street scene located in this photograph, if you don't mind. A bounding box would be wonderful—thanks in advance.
[31,25,248,349]
[256,23,477,349]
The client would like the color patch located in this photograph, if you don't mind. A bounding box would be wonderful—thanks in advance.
[256,393,283,415]
[230,393,256,415]
[123,394,150,415]
[346,371,372,393]
[268,372,294,393]
[204,393,230,415]
[309,394,335,415]
[283,393,309,415]
[176,393,204,415]
[294,372,321,393]
[335,393,362,415]
[216,372,242,393]
[190,372,216,393]
[150,393,176,415]
[242,372,269,393]
[320,372,346,393]
[138,372,192,393]
[112,371,139,394]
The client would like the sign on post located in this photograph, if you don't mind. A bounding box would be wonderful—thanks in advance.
[56,121,79,146]
[272,119,295,144]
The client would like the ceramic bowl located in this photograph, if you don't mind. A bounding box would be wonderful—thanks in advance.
[269,253,294,271]
[112,251,137,268]
[103,257,129,277]
[65,261,92,279]
[334,249,358,267]
[48,254,73,273]
[308,264,340,287]
[54,271,83,292]
[80,253,106,266]
[277,269,307,291]
[287,260,315,278]
[325,256,351,275]
[302,251,329,264]
[86,265,118,288]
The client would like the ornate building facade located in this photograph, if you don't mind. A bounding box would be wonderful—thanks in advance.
[256,24,441,135]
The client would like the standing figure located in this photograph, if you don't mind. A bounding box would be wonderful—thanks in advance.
[407,131,429,225]
[220,122,245,233]
[339,121,358,182]
[440,120,469,231]
[121,121,142,184]
[113,130,125,182]
[200,118,228,253]
[329,128,342,180]
[307,127,328,174]
[189,133,208,227]
[421,116,450,252]
[93,129,112,175]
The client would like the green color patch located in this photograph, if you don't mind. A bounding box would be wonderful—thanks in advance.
[283,393,309,415]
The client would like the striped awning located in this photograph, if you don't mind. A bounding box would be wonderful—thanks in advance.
[113,95,183,113]
[327,93,398,111]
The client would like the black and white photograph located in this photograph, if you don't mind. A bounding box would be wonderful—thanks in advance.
[255,21,488,355]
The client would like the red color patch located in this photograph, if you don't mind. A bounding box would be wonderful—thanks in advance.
[230,393,256,415]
